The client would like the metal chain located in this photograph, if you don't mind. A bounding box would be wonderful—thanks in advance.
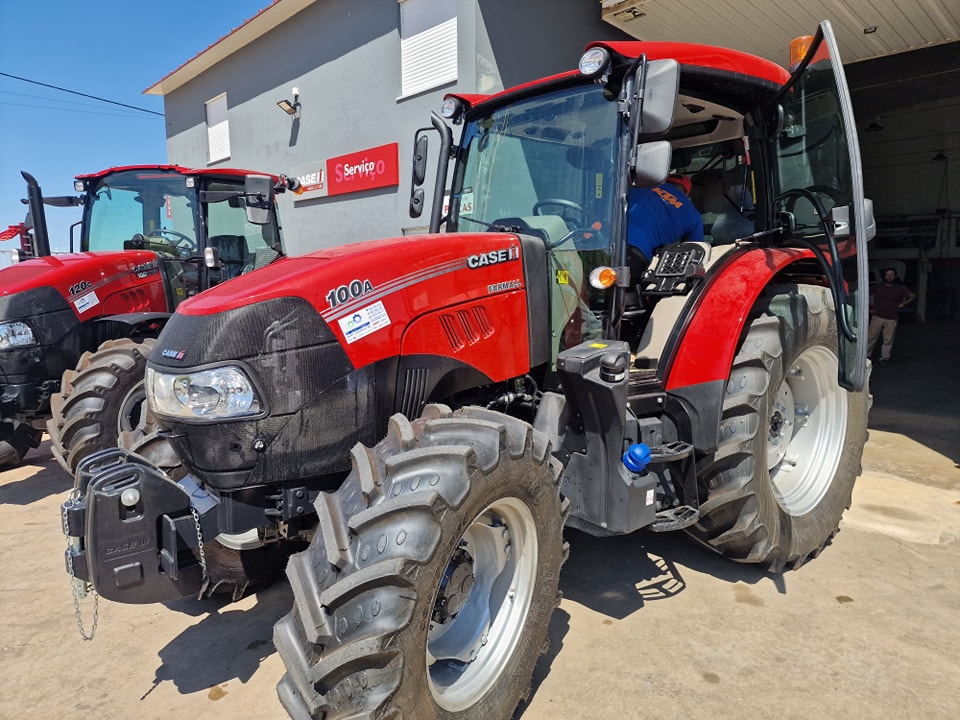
[191,507,207,578]
[62,495,98,641]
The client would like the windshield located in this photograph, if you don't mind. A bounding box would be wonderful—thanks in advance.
[449,83,621,251]
[84,169,200,254]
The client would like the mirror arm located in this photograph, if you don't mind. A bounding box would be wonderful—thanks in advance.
[429,111,454,234]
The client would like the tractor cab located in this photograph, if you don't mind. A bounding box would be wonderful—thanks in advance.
[415,21,872,391]
[72,166,286,302]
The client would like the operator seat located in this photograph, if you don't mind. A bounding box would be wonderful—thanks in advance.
[207,235,249,279]
[695,172,754,244]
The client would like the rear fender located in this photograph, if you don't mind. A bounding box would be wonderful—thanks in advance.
[90,312,170,341]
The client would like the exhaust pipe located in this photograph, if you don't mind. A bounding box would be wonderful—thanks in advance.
[20,171,51,258]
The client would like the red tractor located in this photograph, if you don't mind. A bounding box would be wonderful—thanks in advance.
[0,166,295,470]
[64,22,873,719]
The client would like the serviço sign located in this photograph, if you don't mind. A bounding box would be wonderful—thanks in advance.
[326,142,399,197]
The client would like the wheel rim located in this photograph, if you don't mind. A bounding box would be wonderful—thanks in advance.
[118,381,146,434]
[767,345,848,515]
[427,496,538,711]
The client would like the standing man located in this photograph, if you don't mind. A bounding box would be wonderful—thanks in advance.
[867,268,917,366]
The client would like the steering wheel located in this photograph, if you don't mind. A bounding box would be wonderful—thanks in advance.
[533,199,586,229]
[146,229,198,254]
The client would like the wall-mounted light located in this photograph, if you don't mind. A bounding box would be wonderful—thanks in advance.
[277,87,300,116]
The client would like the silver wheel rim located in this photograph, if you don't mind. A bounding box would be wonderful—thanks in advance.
[767,345,848,515]
[427,496,538,711]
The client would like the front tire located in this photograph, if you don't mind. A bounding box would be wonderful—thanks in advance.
[0,418,41,468]
[688,284,869,571]
[274,405,567,719]
[48,337,154,476]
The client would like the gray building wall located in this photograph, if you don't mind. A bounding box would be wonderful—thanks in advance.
[161,0,628,256]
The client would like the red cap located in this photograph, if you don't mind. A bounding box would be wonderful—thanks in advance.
[667,174,691,195]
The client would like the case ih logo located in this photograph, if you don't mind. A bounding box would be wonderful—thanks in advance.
[467,246,520,269]
[296,169,324,193]
[131,260,159,279]
[161,349,186,360]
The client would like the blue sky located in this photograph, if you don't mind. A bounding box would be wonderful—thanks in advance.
[0,0,269,253]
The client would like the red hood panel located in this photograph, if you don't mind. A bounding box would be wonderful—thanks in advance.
[178,233,530,370]
[1,251,167,318]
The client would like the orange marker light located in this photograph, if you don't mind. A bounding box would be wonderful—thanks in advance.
[589,266,618,290]
[790,35,814,69]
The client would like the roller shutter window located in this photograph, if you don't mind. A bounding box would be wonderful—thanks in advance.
[399,0,457,98]
[205,93,231,164]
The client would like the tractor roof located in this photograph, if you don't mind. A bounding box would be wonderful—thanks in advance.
[446,41,790,116]
[75,165,279,182]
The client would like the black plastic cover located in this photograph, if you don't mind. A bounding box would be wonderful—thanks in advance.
[149,296,375,490]
[0,286,83,390]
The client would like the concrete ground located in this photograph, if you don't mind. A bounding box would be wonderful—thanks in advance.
[1,320,957,719]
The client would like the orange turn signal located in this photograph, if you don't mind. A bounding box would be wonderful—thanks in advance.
[589,266,617,290]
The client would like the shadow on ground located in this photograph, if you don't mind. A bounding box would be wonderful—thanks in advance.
[145,581,292,698]
[868,319,960,466]
[0,441,72,505]
[518,526,783,716]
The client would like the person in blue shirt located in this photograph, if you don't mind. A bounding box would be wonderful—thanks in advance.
[626,174,703,281]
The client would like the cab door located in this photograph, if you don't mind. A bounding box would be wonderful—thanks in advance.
[766,20,873,391]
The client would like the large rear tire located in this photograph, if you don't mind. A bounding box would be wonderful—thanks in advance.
[687,284,869,571]
[274,405,567,719]
[48,337,154,476]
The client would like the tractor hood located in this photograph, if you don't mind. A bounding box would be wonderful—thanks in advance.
[0,251,167,320]
[147,231,549,490]
[171,232,538,371]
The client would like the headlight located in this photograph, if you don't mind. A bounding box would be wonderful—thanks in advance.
[147,366,262,419]
[0,321,37,350]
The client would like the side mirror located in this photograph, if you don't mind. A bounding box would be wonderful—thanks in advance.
[630,140,673,188]
[409,133,430,219]
[244,175,274,226]
[637,59,679,135]
[412,135,428,187]
[410,188,425,218]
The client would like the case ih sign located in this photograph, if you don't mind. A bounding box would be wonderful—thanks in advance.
[326,142,399,197]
